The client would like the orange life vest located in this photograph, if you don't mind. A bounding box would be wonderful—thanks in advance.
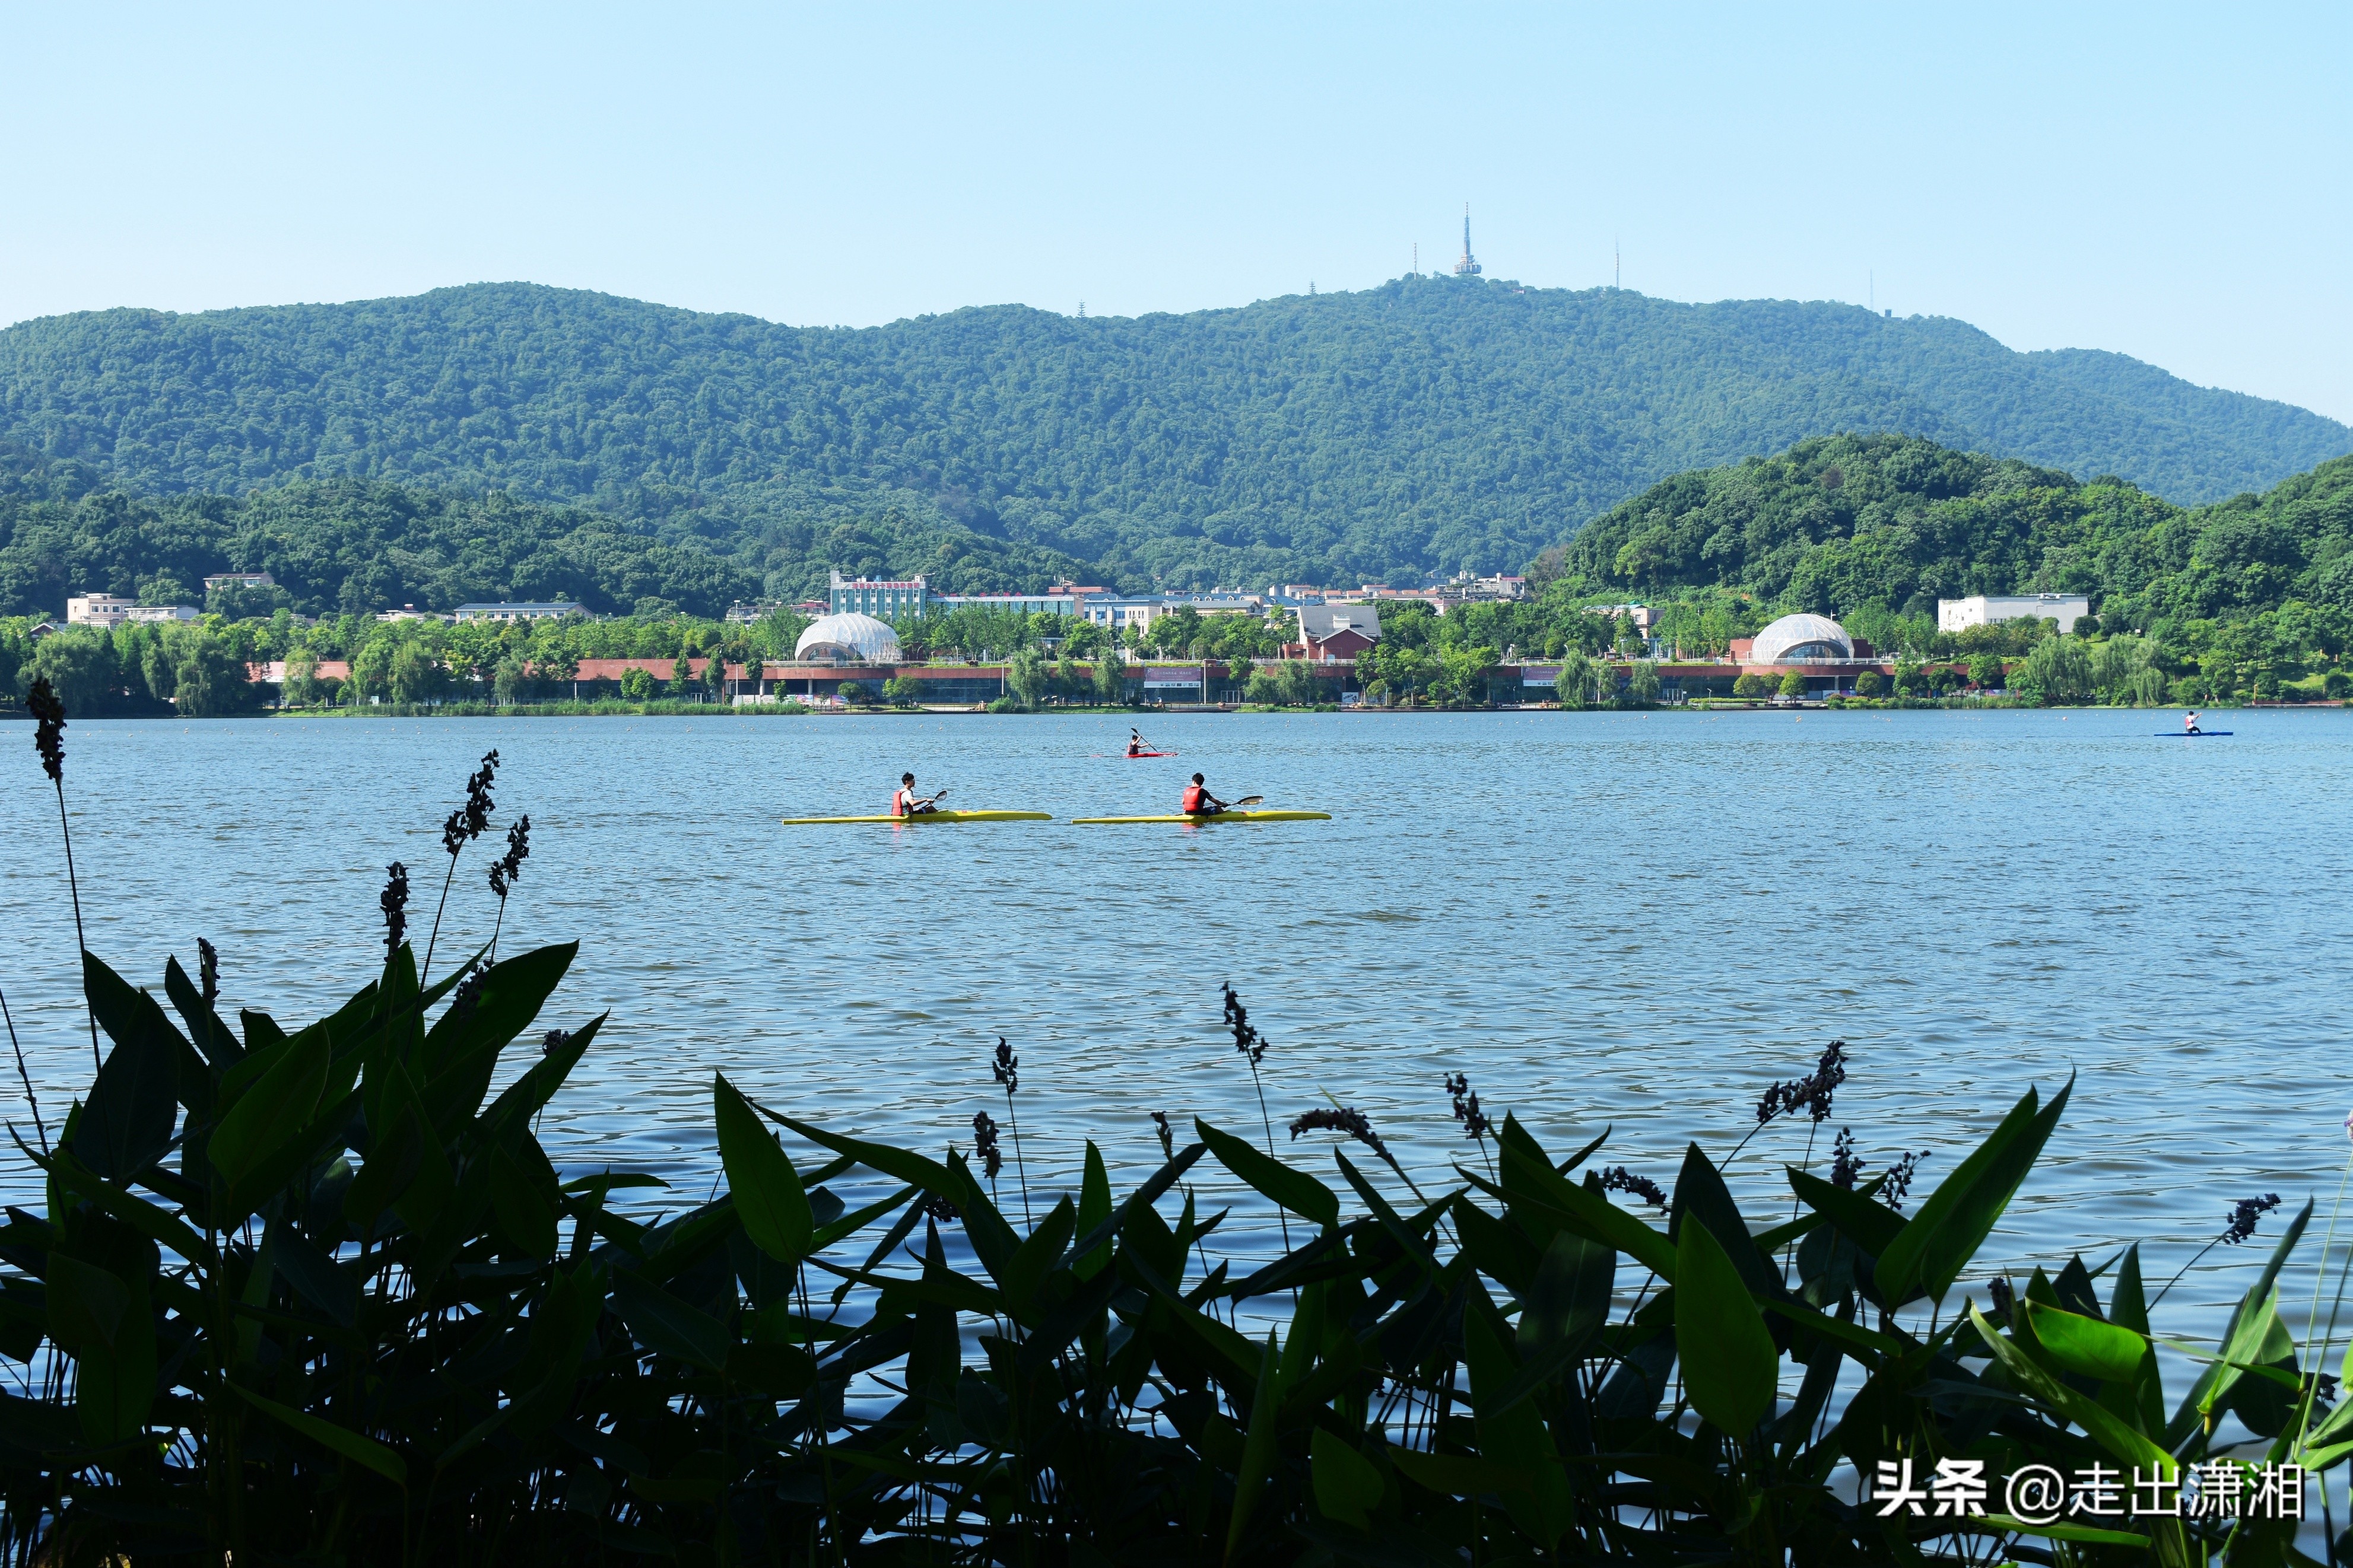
[1182,783,1206,812]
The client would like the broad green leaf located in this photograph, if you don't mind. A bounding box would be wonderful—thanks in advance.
[45,1252,129,1351]
[1671,1143,1777,1297]
[1075,1140,1112,1279]
[713,1072,812,1265]
[1001,1195,1076,1322]
[1224,1332,1282,1564]
[1674,1207,1778,1437]
[1878,1076,2071,1305]
[208,1016,329,1202]
[1465,1302,1574,1548]
[1386,1445,1535,1497]
[1486,1115,1676,1279]
[612,1269,729,1372]
[1517,1228,1612,1360]
[1196,1118,1339,1230]
[1310,1428,1385,1528]
[1786,1166,1907,1257]
[1971,1305,2175,1475]
[487,1141,558,1261]
[230,1382,406,1487]
[75,953,183,1181]
[2026,1300,2148,1382]
[47,1251,155,1445]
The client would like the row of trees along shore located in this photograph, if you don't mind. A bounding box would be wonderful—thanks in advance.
[4,695,2352,1563]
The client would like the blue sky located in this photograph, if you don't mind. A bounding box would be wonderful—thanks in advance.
[6,2,2348,422]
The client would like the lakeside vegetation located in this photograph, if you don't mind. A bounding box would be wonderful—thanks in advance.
[4,702,2349,1564]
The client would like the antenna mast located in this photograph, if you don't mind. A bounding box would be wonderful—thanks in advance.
[1453,203,1481,276]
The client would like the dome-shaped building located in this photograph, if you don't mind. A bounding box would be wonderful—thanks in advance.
[793,612,902,664]
[1749,613,1852,663]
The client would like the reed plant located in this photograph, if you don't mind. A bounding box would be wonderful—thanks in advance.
[4,704,2352,1566]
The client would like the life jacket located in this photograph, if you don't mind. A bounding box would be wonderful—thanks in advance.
[1182,783,1206,812]
[890,788,910,818]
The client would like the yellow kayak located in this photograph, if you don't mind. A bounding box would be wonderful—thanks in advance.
[779,810,1053,825]
[1070,810,1332,825]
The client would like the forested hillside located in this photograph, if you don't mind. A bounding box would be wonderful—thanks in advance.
[0,278,2341,592]
[1546,432,2353,695]
[0,441,1093,619]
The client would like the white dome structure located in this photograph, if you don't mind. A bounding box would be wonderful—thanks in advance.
[794,612,901,664]
[1750,613,1853,663]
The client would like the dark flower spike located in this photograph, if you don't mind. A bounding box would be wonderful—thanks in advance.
[992,1036,1018,1095]
[380,861,410,959]
[972,1111,1004,1182]
[1878,1149,1930,1212]
[2222,1192,2283,1245]
[488,813,531,899]
[1756,1038,1851,1126]
[447,961,488,1029]
[1221,982,1268,1067]
[27,678,65,784]
[1830,1127,1866,1188]
[1289,1105,1390,1159]
[1988,1275,2016,1316]
[1149,1109,1174,1162]
[1446,1071,1493,1141]
[197,937,220,1009]
[541,1028,570,1058]
[1599,1166,1669,1210]
[443,749,500,855]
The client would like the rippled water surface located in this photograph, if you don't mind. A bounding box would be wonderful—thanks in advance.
[4,707,2349,1337]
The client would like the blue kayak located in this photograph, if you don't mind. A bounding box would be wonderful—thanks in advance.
[2155,730,2232,736]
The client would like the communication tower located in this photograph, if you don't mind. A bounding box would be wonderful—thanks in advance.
[1453,205,1481,277]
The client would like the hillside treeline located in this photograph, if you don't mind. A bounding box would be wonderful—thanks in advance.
[0,279,2342,589]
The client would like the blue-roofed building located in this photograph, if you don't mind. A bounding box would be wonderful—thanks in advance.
[451,601,587,623]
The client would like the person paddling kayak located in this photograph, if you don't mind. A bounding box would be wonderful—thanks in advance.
[891,772,941,817]
[1181,772,1229,816]
[1128,729,1144,758]
[2183,711,2203,735]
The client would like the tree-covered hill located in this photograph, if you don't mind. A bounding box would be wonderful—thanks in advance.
[1548,431,2353,641]
[0,278,2341,590]
[0,440,1098,619]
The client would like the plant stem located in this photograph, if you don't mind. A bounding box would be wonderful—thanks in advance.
[421,850,459,986]
[0,982,48,1155]
[1004,1090,1033,1226]
[52,781,100,1076]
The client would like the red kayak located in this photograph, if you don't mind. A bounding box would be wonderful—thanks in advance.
[1125,750,1175,758]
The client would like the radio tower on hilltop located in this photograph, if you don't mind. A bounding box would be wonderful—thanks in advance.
[1453,204,1482,277]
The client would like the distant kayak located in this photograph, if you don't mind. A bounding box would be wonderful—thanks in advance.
[780,811,1053,824]
[2155,731,2233,737]
[1071,810,1332,825]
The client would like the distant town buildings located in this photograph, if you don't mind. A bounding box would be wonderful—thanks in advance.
[828,571,933,619]
[1938,594,2090,635]
[1297,605,1383,661]
[66,594,202,628]
[452,601,587,624]
[67,594,136,628]
[203,572,277,592]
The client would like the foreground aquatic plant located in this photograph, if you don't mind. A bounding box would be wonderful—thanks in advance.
[423,747,498,981]
[26,678,98,1074]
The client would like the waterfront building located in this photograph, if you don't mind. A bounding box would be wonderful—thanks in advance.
[1297,604,1382,661]
[1745,613,1853,664]
[829,571,931,619]
[1938,593,2089,635]
[932,591,1078,616]
[452,601,587,624]
[793,612,903,663]
[66,594,137,628]
[123,605,202,625]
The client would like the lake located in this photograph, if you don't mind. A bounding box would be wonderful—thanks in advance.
[2,705,2349,1344]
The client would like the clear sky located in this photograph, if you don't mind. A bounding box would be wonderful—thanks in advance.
[5,2,2348,422]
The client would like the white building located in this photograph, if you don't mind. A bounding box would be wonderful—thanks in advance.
[203,572,277,592]
[452,601,587,624]
[123,605,202,624]
[66,594,137,629]
[1938,594,2089,635]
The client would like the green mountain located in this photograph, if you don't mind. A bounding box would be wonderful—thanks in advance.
[0,279,2341,599]
[1551,431,2353,643]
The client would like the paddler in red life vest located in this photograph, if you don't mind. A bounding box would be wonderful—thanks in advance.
[1181,772,1228,817]
[2183,710,2203,735]
[891,772,939,818]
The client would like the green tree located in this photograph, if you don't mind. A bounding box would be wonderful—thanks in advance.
[1553,652,1592,708]
[1732,672,1773,698]
[1853,669,1886,697]
[1092,643,1127,706]
[620,666,655,701]
[1006,647,1049,711]
[669,648,695,698]
[493,655,528,705]
[389,641,443,705]
[1965,651,2004,690]
[1627,660,1662,704]
[1777,671,1807,698]
[282,645,322,706]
